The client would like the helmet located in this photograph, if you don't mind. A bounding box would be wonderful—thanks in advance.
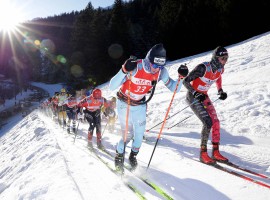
[212,46,228,58]
[93,89,102,99]
[111,97,116,102]
[61,88,66,93]
[146,43,166,66]
[210,46,228,70]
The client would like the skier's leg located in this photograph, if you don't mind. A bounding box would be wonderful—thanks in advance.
[186,92,215,164]
[115,100,133,154]
[126,104,146,169]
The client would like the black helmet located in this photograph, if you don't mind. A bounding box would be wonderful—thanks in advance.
[210,46,228,71]
[212,46,228,58]
[146,43,166,66]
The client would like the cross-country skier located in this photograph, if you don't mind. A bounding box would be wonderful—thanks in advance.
[63,91,78,134]
[183,46,229,165]
[102,97,117,133]
[109,43,189,171]
[80,88,109,149]
[57,88,68,127]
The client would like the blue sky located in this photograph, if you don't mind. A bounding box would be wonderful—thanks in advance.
[12,0,117,21]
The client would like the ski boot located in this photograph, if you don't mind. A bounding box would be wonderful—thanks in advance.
[115,151,124,173]
[97,143,105,150]
[96,132,104,150]
[67,125,70,134]
[212,142,228,163]
[200,145,216,165]
[63,119,67,127]
[87,132,93,149]
[129,150,138,171]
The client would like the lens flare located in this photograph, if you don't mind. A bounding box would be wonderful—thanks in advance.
[57,55,67,64]
[40,39,56,55]
[34,40,40,46]
[108,43,123,59]
[70,65,83,78]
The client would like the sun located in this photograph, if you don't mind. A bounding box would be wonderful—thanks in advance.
[0,1,25,32]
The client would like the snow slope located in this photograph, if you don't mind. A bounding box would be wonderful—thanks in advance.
[0,32,270,200]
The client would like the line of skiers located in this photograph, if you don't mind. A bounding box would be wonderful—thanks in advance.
[40,43,230,172]
[40,88,117,150]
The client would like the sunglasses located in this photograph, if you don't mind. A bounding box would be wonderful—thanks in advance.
[152,64,164,70]
[219,56,228,61]
[151,63,164,70]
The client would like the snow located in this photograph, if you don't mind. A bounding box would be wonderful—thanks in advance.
[1,32,270,200]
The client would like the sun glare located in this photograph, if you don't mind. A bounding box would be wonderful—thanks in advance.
[0,1,24,32]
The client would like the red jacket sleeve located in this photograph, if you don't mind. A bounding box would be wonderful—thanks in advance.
[216,68,224,91]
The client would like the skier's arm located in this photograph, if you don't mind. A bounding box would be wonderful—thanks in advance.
[216,68,224,91]
[159,68,183,92]
[216,76,222,91]
[183,64,206,94]
[109,58,137,91]
[109,70,127,90]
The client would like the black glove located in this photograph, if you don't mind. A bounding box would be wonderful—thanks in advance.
[122,57,137,73]
[218,89,227,100]
[103,111,108,117]
[193,91,206,102]
[178,65,189,78]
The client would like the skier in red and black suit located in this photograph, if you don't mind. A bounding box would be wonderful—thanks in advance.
[80,88,109,149]
[183,46,229,165]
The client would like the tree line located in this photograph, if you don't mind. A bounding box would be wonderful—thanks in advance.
[0,0,269,91]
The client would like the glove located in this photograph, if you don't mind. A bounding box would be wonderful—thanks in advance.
[178,65,189,78]
[218,89,227,100]
[193,91,206,102]
[103,111,108,117]
[122,57,137,73]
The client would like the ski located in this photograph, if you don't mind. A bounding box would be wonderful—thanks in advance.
[87,145,147,200]
[193,159,270,189]
[213,163,270,189]
[133,175,174,200]
[219,161,270,179]
[204,162,270,189]
[98,147,174,200]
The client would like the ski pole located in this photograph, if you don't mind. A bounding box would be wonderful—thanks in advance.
[167,115,192,130]
[147,77,182,170]
[146,99,198,132]
[62,106,65,129]
[101,120,108,137]
[167,97,220,130]
[122,71,132,174]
